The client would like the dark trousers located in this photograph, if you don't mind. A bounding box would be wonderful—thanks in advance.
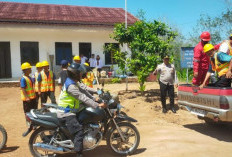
[23,98,37,113]
[208,75,231,87]
[159,81,174,109]
[41,91,57,104]
[61,115,84,152]
[35,92,40,108]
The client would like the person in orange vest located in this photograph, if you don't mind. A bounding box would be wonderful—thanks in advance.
[32,62,43,107]
[200,44,232,88]
[38,60,57,104]
[20,62,37,113]
[73,55,81,64]
[82,63,94,88]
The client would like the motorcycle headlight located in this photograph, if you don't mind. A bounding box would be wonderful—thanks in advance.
[108,99,115,105]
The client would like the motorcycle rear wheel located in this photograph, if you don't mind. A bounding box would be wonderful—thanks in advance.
[106,122,140,155]
[0,124,7,150]
[29,127,62,157]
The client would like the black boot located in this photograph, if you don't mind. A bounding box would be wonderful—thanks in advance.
[76,152,83,157]
[162,108,167,113]
[170,107,176,113]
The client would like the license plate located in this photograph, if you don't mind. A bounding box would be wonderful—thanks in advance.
[190,108,206,117]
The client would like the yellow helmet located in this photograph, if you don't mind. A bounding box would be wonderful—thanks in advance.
[42,60,49,67]
[203,44,214,53]
[21,62,32,70]
[84,63,89,66]
[36,62,42,68]
[73,55,81,61]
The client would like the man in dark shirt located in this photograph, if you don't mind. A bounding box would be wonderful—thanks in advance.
[58,60,69,91]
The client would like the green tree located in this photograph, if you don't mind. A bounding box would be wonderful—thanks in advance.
[111,20,177,93]
[189,3,232,45]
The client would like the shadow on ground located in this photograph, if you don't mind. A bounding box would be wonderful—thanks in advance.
[183,123,232,142]
[57,145,146,157]
[0,146,19,153]
[118,89,178,103]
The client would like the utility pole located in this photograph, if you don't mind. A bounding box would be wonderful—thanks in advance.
[125,0,128,91]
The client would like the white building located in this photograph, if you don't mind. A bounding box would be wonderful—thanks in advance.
[0,2,137,78]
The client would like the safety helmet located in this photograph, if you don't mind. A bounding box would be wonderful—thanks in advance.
[67,63,85,80]
[83,63,92,73]
[42,60,49,67]
[36,62,42,68]
[203,44,214,53]
[84,63,89,66]
[21,62,32,70]
[200,31,211,41]
[73,55,81,61]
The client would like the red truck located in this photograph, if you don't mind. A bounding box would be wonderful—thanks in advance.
[178,84,232,124]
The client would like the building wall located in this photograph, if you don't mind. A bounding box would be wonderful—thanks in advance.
[0,24,126,78]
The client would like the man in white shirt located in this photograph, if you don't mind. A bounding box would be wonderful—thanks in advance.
[153,56,178,113]
[89,54,96,69]
[95,55,103,77]
[80,54,88,64]
[219,34,232,55]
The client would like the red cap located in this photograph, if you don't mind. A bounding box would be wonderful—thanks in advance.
[200,31,211,41]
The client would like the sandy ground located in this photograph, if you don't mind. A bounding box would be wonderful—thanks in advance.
[0,82,231,157]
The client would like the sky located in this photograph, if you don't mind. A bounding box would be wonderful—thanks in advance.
[1,0,230,38]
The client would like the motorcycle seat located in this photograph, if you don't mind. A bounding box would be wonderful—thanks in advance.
[36,112,60,125]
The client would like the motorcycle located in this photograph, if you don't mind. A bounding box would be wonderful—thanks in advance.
[0,124,7,150]
[23,89,140,157]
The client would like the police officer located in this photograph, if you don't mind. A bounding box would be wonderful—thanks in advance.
[57,63,106,157]
[153,56,178,113]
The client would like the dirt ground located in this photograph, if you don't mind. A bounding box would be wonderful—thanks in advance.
[0,82,231,157]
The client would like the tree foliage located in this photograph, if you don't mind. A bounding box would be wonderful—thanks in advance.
[111,20,178,92]
[189,7,232,45]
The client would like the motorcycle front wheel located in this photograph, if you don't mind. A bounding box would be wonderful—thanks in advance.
[106,122,140,155]
[0,124,7,150]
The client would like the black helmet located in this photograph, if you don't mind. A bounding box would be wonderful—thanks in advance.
[67,63,85,80]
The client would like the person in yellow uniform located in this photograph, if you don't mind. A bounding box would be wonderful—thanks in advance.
[33,62,42,107]
[38,60,57,104]
[73,55,81,64]
[200,44,232,88]
[20,62,37,113]
[82,63,94,88]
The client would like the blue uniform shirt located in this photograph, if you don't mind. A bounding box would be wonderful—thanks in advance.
[20,76,34,88]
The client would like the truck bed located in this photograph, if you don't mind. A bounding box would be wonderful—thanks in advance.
[178,84,232,122]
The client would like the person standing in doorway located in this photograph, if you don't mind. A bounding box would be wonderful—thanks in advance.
[80,54,88,65]
[153,56,178,113]
[89,54,96,70]
[33,62,42,108]
[38,60,57,104]
[95,55,103,78]
[20,62,37,113]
